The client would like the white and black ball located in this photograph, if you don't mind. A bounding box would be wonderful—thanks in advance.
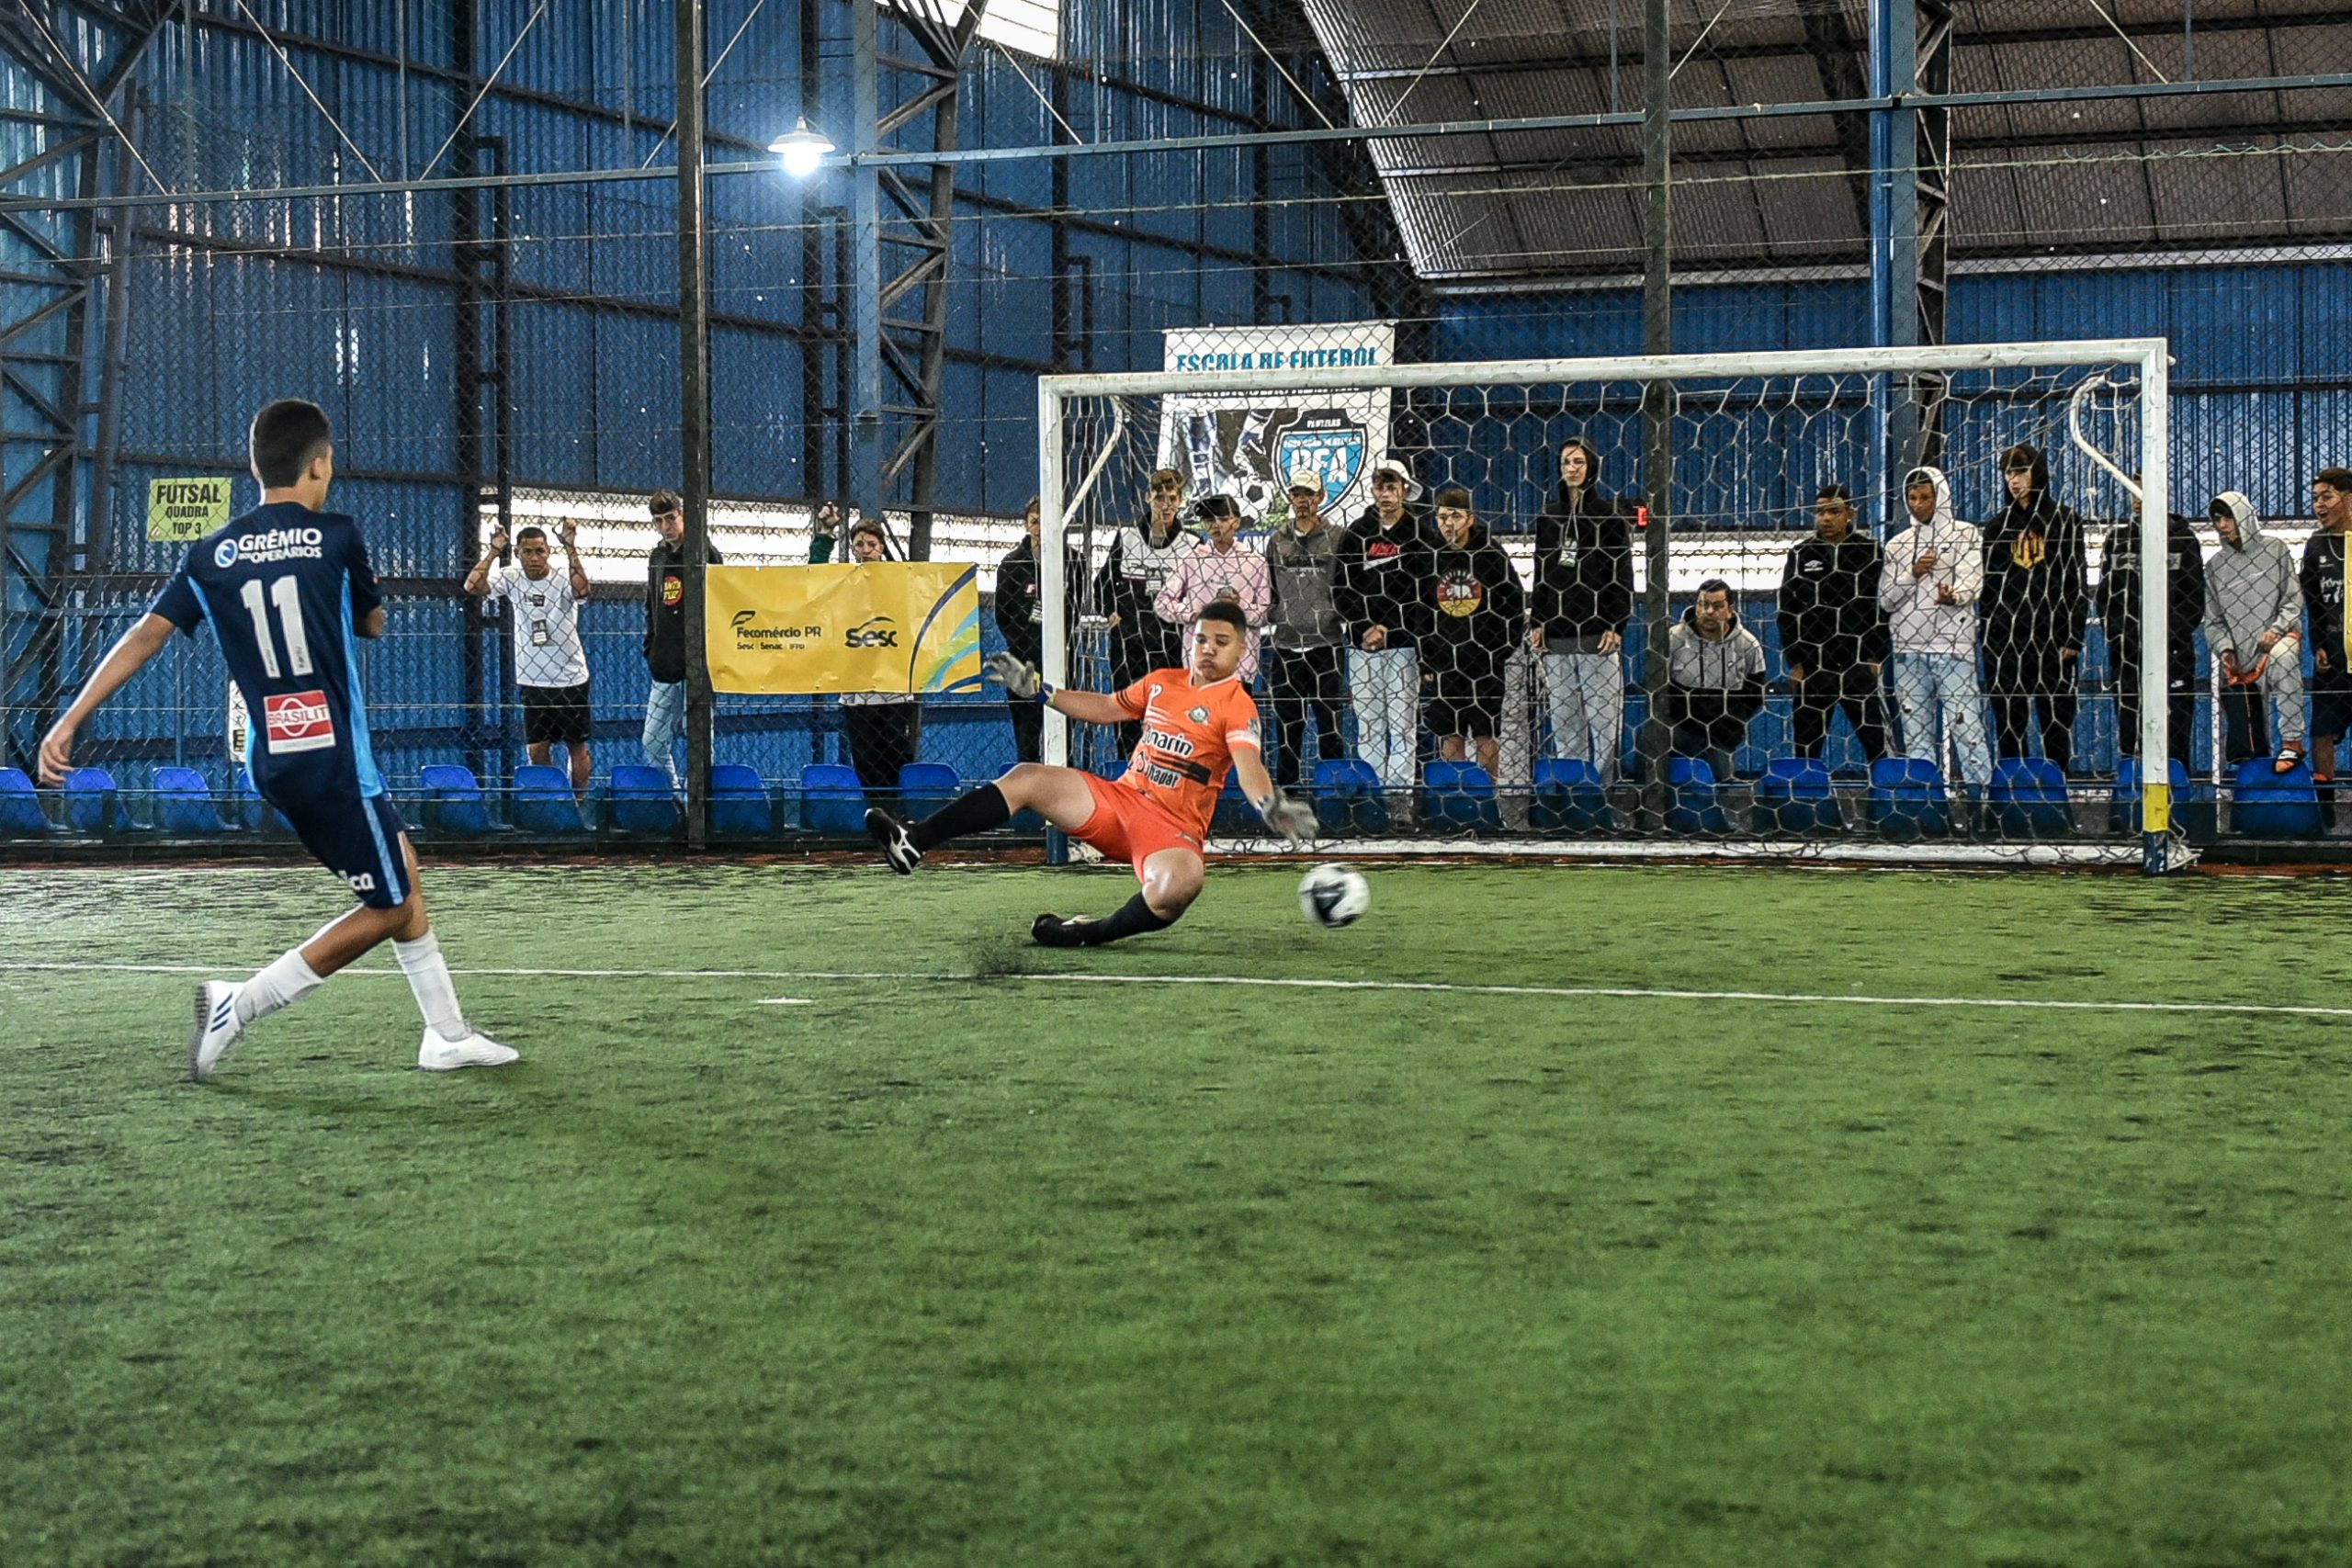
[1298,863,1371,929]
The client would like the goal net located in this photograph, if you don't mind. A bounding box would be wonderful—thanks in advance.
[1037,340,2185,869]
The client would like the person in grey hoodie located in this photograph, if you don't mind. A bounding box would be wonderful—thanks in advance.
[1664,579,1767,785]
[1264,468,1349,788]
[1879,465,1992,786]
[2204,491,2307,769]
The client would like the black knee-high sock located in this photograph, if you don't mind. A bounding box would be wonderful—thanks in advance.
[913,782,1011,851]
[1080,891,1176,945]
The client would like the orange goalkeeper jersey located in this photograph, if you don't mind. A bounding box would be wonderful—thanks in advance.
[1111,669,1262,840]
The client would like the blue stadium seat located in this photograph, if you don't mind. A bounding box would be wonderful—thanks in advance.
[1866,756,1953,840]
[2231,757,2322,837]
[1664,757,1731,835]
[230,768,296,834]
[798,761,865,833]
[1419,760,1502,834]
[1751,757,1843,835]
[899,761,963,823]
[710,763,773,836]
[1212,774,1261,838]
[511,762,586,834]
[418,763,497,835]
[1989,757,2074,839]
[610,763,681,834]
[2110,757,2213,838]
[1531,757,1617,835]
[62,767,118,833]
[0,767,50,835]
[1311,758,1388,837]
[153,765,229,834]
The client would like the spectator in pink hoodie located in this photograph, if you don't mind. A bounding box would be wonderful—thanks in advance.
[1156,493,1272,683]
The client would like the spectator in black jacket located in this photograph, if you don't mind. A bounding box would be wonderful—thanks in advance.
[2298,467,2352,781]
[2098,484,2208,771]
[1093,467,1193,760]
[1531,436,1635,780]
[1664,579,1768,785]
[1981,443,2089,772]
[1334,455,1435,794]
[1777,482,1891,762]
[1421,487,1526,777]
[995,497,1081,764]
[641,488,723,791]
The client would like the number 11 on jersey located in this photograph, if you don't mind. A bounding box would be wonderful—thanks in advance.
[239,575,314,679]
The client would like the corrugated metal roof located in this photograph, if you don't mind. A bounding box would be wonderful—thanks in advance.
[1301,0,2351,284]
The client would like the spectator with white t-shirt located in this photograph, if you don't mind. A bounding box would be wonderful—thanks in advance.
[465,520,594,799]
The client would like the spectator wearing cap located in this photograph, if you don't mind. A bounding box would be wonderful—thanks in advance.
[1531,435,1636,780]
[1264,467,1350,787]
[1334,454,1438,794]
[1156,493,1272,683]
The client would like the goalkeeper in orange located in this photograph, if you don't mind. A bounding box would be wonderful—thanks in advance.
[865,599,1315,945]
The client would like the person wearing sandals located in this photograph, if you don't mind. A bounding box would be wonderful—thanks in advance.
[2205,491,2308,772]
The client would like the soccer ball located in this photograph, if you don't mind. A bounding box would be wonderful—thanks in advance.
[1298,863,1370,929]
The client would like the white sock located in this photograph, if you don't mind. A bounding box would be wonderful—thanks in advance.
[235,947,323,1026]
[393,932,469,1043]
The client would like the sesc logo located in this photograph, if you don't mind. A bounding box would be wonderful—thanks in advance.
[843,615,899,649]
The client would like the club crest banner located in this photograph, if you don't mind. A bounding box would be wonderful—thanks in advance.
[705,563,983,695]
[1159,321,1397,527]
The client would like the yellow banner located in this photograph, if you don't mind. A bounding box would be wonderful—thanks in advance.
[148,477,233,542]
[706,562,983,695]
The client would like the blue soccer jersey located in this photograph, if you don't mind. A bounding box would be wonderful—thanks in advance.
[150,502,386,802]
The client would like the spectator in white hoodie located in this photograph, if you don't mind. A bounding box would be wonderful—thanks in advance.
[1879,466,1992,787]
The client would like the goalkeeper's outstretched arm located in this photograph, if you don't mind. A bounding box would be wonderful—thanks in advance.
[1048,688,1129,726]
[1231,743,1315,848]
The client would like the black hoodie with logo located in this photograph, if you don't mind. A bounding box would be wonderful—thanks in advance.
[1333,503,1437,651]
[1532,439,1636,652]
[2098,509,2208,687]
[644,536,726,683]
[2298,527,2347,682]
[1979,446,2088,660]
[1777,526,1891,673]
[1422,520,1526,683]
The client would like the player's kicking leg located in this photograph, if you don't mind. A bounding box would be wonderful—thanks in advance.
[192,820,516,1080]
[865,761,1097,874]
[1031,845,1202,948]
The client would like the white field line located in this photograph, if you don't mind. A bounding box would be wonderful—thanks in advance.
[3,960,2349,1019]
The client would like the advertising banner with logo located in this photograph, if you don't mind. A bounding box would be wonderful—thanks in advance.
[704,563,983,696]
[1159,321,1397,527]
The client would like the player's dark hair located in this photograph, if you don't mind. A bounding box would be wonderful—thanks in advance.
[249,400,332,489]
[1199,600,1248,634]
[514,525,547,545]
[650,490,683,517]
[1816,481,1851,502]
[1697,577,1734,600]
[2320,467,2352,492]
[1434,486,1474,513]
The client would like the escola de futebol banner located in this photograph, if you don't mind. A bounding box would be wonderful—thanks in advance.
[1159,321,1397,528]
[705,563,983,696]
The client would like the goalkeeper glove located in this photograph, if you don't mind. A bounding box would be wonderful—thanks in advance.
[985,651,1052,702]
[1252,788,1317,848]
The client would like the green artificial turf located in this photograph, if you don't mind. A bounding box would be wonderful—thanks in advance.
[3,860,2349,1566]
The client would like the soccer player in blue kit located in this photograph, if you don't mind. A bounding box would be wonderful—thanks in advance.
[38,400,516,1080]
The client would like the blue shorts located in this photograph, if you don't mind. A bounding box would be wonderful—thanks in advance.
[270,789,412,909]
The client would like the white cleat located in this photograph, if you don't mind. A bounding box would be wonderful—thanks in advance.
[418,1030,520,1073]
[188,981,245,1082]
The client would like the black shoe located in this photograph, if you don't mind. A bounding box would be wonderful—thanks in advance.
[1030,912,1093,948]
[865,807,921,874]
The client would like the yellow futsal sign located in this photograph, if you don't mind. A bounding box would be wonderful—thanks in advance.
[705,562,983,695]
[148,477,234,542]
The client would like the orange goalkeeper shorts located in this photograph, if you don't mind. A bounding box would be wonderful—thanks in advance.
[1077,773,1204,882]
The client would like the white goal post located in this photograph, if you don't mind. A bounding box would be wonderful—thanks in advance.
[1037,338,2175,869]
